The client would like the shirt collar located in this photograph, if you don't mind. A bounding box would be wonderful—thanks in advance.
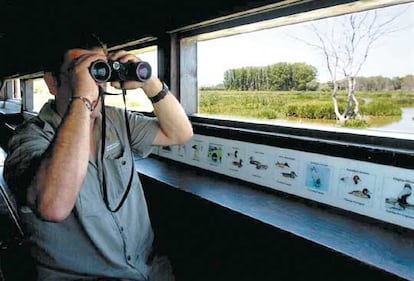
[38,99,62,132]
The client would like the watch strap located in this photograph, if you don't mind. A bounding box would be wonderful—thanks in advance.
[149,82,169,103]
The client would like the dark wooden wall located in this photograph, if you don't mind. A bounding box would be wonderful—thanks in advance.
[142,176,402,281]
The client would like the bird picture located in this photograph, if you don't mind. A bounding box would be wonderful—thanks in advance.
[348,188,371,199]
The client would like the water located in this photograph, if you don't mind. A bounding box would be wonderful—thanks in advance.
[274,108,414,141]
[369,108,414,135]
[203,107,414,137]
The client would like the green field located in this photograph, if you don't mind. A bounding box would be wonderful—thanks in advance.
[32,84,414,128]
[198,90,414,127]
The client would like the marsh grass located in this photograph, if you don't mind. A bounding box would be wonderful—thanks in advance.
[199,90,414,127]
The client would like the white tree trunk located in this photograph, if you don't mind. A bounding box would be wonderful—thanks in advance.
[331,81,346,122]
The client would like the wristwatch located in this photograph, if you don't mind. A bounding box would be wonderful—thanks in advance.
[149,82,169,103]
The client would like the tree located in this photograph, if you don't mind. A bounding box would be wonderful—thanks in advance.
[295,6,408,123]
[391,76,402,90]
[223,63,316,91]
[401,75,414,91]
[291,63,317,91]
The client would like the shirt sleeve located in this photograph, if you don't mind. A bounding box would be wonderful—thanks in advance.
[127,111,159,158]
[4,120,52,205]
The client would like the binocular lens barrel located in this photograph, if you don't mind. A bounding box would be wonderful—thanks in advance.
[89,59,152,83]
[89,60,112,83]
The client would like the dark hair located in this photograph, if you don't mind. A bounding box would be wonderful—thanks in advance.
[46,33,107,85]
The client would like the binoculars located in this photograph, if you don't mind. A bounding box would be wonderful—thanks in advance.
[89,59,152,83]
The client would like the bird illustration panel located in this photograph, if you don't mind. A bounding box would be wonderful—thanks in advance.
[247,150,270,179]
[382,176,414,219]
[337,168,376,208]
[274,153,300,188]
[208,143,223,167]
[190,139,205,162]
[224,145,245,173]
[304,162,331,194]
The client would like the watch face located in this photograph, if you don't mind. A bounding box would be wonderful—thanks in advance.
[85,102,92,111]
[80,97,93,111]
[72,97,93,111]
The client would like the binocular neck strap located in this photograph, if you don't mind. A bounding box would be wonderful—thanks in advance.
[100,87,135,213]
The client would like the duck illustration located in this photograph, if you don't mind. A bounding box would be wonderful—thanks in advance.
[232,159,243,168]
[227,150,239,159]
[276,162,290,169]
[348,188,371,199]
[282,171,297,179]
[397,183,412,209]
[249,157,268,170]
[385,183,414,210]
[340,175,361,185]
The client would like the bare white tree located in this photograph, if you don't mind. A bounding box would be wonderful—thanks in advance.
[296,5,409,123]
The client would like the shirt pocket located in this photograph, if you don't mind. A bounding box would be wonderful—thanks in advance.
[105,141,124,159]
[104,146,134,206]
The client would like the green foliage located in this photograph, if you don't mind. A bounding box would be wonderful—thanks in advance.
[223,62,317,91]
[306,80,319,91]
[342,118,369,128]
[401,75,414,91]
[222,73,414,93]
[199,84,225,91]
[199,90,414,128]
[285,101,338,119]
[361,100,402,116]
[199,90,287,118]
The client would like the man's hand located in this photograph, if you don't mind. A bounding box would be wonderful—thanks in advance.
[65,49,107,103]
[107,50,147,90]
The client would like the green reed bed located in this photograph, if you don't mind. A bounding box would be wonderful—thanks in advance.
[199,90,414,123]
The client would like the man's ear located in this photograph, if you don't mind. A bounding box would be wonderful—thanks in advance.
[43,72,58,96]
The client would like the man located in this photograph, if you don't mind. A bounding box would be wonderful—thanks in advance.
[4,43,193,280]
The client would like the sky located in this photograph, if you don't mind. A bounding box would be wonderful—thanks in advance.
[197,2,414,86]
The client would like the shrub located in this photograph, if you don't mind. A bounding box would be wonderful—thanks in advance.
[285,101,337,119]
[342,118,369,128]
[361,100,401,116]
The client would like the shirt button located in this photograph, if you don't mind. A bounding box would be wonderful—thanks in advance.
[120,227,124,232]
[127,255,131,261]
[122,160,126,165]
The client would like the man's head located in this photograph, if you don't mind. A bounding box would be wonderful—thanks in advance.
[43,34,107,117]
[47,34,107,87]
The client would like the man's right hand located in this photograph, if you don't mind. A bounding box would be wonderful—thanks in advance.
[65,49,107,103]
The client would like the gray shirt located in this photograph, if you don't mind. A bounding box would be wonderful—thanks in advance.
[4,100,159,280]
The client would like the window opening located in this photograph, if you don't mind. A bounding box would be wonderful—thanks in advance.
[33,78,53,113]
[104,46,158,112]
[195,1,414,137]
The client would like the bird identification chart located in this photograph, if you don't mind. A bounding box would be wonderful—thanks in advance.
[153,134,414,230]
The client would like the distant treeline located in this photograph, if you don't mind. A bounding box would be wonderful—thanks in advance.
[223,63,317,91]
[222,63,414,92]
[345,75,414,91]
